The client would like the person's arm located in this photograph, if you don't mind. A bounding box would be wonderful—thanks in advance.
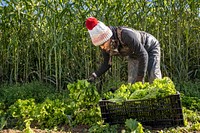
[94,49,112,77]
[121,29,148,80]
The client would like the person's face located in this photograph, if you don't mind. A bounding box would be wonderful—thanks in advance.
[100,39,111,52]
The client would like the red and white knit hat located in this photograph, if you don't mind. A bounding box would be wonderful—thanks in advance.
[85,17,113,46]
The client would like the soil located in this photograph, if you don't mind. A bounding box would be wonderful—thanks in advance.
[0,129,87,133]
[0,125,90,133]
[0,129,67,133]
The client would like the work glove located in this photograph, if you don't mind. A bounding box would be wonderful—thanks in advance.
[109,88,118,93]
[87,73,97,83]
[136,76,144,83]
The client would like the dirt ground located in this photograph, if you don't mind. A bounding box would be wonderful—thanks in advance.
[0,129,88,133]
[0,129,87,133]
[0,125,89,133]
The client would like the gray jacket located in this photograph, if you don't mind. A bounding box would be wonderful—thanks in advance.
[94,26,160,78]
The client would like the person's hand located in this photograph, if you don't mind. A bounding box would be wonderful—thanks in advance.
[109,88,117,93]
[136,76,144,83]
[87,73,97,83]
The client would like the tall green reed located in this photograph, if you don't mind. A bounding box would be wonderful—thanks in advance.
[0,0,199,90]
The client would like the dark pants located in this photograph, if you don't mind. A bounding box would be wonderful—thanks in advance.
[128,43,162,83]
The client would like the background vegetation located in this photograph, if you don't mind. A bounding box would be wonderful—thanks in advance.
[0,1,199,132]
[0,0,199,91]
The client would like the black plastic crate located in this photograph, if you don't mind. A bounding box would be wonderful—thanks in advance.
[99,94,184,128]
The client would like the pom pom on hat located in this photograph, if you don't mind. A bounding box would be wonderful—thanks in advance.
[85,17,98,30]
[85,17,113,46]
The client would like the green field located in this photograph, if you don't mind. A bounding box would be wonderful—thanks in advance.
[0,0,199,132]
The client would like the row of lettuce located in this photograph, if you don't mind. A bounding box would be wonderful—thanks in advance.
[0,78,200,132]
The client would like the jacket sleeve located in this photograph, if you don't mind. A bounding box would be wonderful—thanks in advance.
[121,29,148,77]
[94,49,112,77]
